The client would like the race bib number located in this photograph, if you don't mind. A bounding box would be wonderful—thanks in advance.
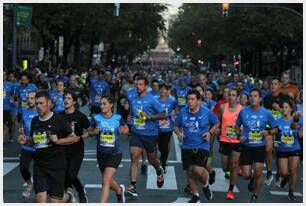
[270,109,282,119]
[248,131,263,143]
[281,135,294,146]
[22,100,29,109]
[226,126,236,138]
[100,132,115,147]
[134,118,146,130]
[178,97,186,105]
[33,133,49,149]
[159,119,170,129]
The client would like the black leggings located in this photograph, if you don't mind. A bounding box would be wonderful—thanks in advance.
[158,131,173,166]
[20,149,34,182]
[65,152,85,198]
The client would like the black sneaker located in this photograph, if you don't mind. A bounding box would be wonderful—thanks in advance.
[79,188,88,203]
[209,170,216,185]
[275,173,281,187]
[184,184,192,195]
[288,191,295,201]
[141,164,147,175]
[126,184,138,197]
[117,184,126,203]
[248,177,255,192]
[203,186,213,201]
[281,177,288,188]
[249,195,257,203]
[157,168,164,188]
[188,195,200,203]
[264,172,273,186]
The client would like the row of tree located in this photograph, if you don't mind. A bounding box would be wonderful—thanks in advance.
[168,3,302,76]
[4,3,168,68]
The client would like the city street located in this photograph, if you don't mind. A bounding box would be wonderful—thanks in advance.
[3,106,303,203]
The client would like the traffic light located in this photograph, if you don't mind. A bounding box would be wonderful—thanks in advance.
[222,3,229,17]
[197,39,203,47]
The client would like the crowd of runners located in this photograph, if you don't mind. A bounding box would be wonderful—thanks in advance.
[3,64,303,203]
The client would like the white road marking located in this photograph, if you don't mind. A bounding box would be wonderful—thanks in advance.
[172,132,182,162]
[146,165,177,190]
[270,191,303,197]
[3,163,19,176]
[85,184,102,188]
[210,168,239,192]
[173,197,190,203]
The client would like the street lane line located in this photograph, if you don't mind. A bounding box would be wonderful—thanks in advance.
[172,132,181,162]
[3,163,19,176]
[173,197,190,203]
[85,184,102,188]
[270,191,303,197]
[146,165,177,190]
[210,168,239,192]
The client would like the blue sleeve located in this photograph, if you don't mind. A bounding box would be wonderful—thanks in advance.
[267,111,277,128]
[208,110,219,126]
[90,117,97,128]
[32,84,38,92]
[236,109,243,127]
[152,98,165,114]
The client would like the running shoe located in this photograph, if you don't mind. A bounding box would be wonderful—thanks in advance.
[275,175,282,187]
[203,186,213,201]
[22,184,33,199]
[281,177,288,188]
[209,170,216,185]
[157,168,164,188]
[66,187,77,203]
[249,195,257,203]
[117,184,126,203]
[126,184,138,197]
[188,195,200,203]
[79,188,88,203]
[264,172,274,186]
[288,191,295,201]
[224,171,230,179]
[226,190,234,200]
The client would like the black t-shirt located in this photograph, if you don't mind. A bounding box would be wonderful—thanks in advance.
[60,110,90,154]
[263,93,290,110]
[30,112,72,169]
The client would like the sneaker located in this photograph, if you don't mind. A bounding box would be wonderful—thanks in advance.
[281,177,288,188]
[141,164,147,175]
[157,169,164,188]
[288,191,295,201]
[224,171,230,179]
[226,190,234,200]
[79,188,88,203]
[209,170,216,185]
[22,184,33,199]
[188,195,200,203]
[249,195,257,203]
[126,184,138,197]
[248,177,255,192]
[66,187,77,203]
[264,173,274,186]
[203,186,213,201]
[275,175,282,188]
[117,184,126,203]
[184,184,192,195]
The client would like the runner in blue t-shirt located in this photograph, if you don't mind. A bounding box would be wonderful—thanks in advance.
[49,80,65,113]
[149,79,160,99]
[88,95,127,203]
[157,83,176,173]
[3,71,14,142]
[174,90,219,203]
[175,78,191,110]
[17,91,37,199]
[235,88,278,203]
[274,101,301,200]
[126,76,166,197]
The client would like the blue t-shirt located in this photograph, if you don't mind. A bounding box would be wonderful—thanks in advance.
[130,94,165,136]
[49,91,65,113]
[92,114,122,156]
[10,82,19,116]
[176,86,191,108]
[149,91,160,99]
[91,80,110,107]
[175,106,219,151]
[16,83,38,113]
[236,106,277,147]
[276,117,301,152]
[3,81,13,110]
[21,108,38,152]
[127,88,138,103]
[54,75,69,85]
[158,97,177,132]
[205,99,217,111]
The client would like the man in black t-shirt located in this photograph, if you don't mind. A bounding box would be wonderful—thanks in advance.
[60,90,90,203]
[263,77,291,187]
[19,91,79,203]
